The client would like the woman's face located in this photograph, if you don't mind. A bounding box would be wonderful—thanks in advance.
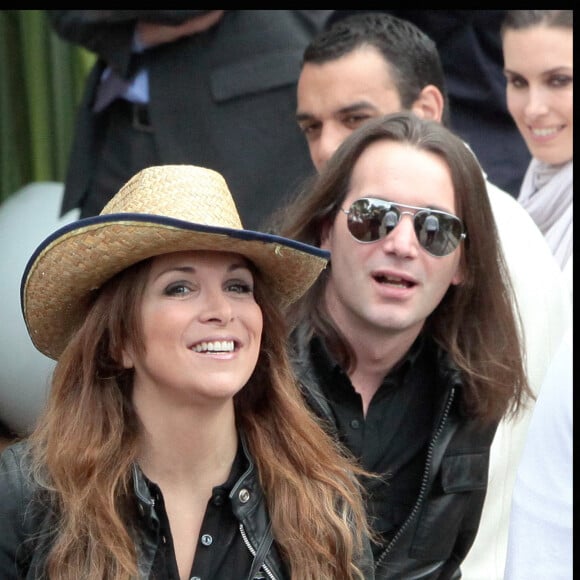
[503,24,573,165]
[124,250,263,409]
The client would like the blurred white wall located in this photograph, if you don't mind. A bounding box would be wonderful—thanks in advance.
[0,182,79,434]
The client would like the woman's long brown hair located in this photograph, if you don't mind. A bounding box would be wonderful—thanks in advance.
[27,257,371,579]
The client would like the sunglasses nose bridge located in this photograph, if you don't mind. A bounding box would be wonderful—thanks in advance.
[393,210,419,235]
[398,210,417,222]
[378,209,421,257]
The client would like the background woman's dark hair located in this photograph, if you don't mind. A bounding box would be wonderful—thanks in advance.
[501,10,573,36]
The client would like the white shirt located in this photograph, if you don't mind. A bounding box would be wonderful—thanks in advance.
[504,327,573,580]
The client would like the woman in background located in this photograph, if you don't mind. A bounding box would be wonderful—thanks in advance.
[501,10,573,290]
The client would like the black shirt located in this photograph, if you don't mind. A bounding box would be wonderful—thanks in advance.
[310,335,439,552]
[149,443,254,580]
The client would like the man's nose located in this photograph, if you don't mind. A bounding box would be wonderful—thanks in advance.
[380,214,420,259]
[315,124,349,172]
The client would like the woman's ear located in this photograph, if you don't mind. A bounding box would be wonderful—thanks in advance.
[410,85,445,123]
[120,348,135,369]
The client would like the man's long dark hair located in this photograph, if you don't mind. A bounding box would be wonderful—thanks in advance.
[277,112,531,424]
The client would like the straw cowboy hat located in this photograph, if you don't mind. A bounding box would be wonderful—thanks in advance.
[21,165,329,360]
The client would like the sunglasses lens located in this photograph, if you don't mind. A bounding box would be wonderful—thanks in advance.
[414,211,464,256]
[346,199,397,242]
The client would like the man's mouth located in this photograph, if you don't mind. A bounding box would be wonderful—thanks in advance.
[373,274,415,288]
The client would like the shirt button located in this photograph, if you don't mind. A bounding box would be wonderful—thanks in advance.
[238,488,251,503]
[201,534,213,546]
[350,419,361,429]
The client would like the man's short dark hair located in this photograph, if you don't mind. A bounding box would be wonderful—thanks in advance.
[303,12,451,126]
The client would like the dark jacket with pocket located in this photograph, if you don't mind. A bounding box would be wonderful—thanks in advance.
[291,326,498,580]
[47,10,332,229]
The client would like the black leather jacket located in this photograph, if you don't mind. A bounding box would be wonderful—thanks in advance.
[0,434,374,579]
[0,437,289,579]
[291,327,499,580]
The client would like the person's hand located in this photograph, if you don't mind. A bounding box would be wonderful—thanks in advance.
[136,10,225,47]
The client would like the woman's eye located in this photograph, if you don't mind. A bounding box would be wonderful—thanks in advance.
[506,75,527,89]
[164,282,191,296]
[226,280,253,294]
[549,74,573,88]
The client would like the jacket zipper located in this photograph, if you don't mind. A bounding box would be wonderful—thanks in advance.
[240,523,277,580]
[375,387,456,569]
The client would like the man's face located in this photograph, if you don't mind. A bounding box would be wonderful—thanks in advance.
[320,140,464,344]
[296,46,404,172]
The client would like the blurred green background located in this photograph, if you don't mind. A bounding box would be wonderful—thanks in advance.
[0,10,95,204]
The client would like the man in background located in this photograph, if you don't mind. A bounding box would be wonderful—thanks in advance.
[325,9,531,197]
[290,12,571,579]
[47,10,331,229]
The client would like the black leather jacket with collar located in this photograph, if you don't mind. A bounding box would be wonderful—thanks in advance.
[290,325,499,580]
[0,433,375,579]
[0,436,288,580]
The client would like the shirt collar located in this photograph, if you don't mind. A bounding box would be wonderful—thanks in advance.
[311,332,426,385]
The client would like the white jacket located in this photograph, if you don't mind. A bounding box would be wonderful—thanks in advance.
[460,176,572,580]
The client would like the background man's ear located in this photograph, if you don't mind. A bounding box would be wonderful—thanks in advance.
[410,85,445,123]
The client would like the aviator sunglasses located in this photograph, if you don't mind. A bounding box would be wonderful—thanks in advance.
[341,197,466,257]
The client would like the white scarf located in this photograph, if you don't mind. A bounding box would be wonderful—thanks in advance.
[518,158,573,271]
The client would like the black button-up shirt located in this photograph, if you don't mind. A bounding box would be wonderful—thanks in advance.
[149,443,254,579]
[310,335,438,552]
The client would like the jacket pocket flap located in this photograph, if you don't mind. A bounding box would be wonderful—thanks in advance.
[441,452,488,493]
